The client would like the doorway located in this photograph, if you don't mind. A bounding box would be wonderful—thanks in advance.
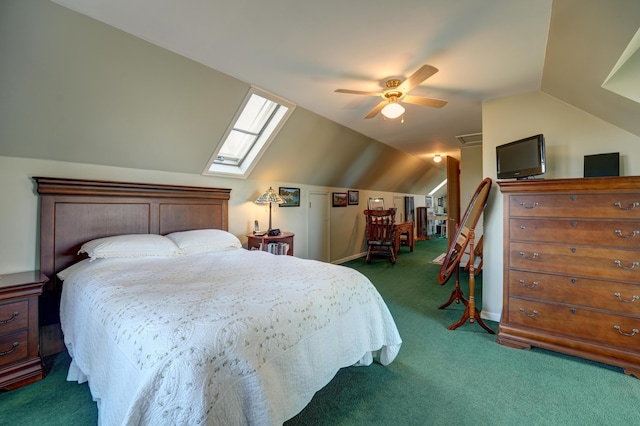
[308,191,330,262]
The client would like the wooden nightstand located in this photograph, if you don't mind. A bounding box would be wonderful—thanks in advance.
[0,271,48,390]
[247,232,295,256]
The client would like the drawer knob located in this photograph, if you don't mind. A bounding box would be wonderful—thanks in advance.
[519,251,539,260]
[613,325,639,337]
[614,201,639,210]
[518,279,539,288]
[0,342,19,357]
[0,311,19,325]
[614,260,639,270]
[519,201,539,209]
[614,292,639,303]
[614,229,639,238]
[519,307,538,317]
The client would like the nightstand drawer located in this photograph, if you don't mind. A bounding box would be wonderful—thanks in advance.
[0,300,28,333]
[0,330,28,365]
[0,270,47,390]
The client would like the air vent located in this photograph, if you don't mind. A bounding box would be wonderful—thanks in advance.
[456,132,482,146]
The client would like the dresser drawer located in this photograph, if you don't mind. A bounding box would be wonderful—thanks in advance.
[510,241,640,281]
[508,270,640,314]
[508,299,640,349]
[0,300,28,333]
[509,193,640,219]
[509,218,640,248]
[0,330,28,366]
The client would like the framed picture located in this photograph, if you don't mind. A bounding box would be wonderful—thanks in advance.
[368,197,385,210]
[279,187,300,207]
[425,196,433,208]
[348,190,359,205]
[332,192,348,207]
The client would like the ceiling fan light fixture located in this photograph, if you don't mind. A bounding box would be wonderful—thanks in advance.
[381,101,405,119]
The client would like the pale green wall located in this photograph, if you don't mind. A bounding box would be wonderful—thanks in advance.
[460,145,485,238]
[0,0,441,195]
[0,0,445,274]
[481,91,640,321]
[0,155,430,274]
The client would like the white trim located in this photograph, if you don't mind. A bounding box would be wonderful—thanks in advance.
[203,86,296,178]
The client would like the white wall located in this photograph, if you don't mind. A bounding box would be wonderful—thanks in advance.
[481,90,640,321]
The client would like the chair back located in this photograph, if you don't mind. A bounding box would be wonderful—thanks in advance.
[364,209,396,243]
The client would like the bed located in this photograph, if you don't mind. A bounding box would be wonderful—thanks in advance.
[35,177,402,425]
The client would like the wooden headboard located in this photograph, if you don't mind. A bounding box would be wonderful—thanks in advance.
[34,177,231,355]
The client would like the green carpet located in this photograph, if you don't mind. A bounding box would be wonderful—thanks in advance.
[2,239,639,425]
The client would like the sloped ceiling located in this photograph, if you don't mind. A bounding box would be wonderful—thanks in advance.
[0,0,438,193]
[2,0,639,195]
[48,0,554,161]
[542,0,640,137]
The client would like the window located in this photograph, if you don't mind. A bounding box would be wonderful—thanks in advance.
[203,86,296,178]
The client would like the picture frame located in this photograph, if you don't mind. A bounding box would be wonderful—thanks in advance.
[279,187,300,207]
[368,197,385,210]
[348,190,359,205]
[425,196,433,208]
[332,192,348,207]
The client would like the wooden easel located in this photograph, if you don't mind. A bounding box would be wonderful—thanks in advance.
[440,229,494,334]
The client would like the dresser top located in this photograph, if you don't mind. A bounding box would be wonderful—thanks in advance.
[498,176,640,193]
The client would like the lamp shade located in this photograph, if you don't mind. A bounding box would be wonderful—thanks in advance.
[381,102,405,119]
[255,187,284,231]
[255,187,284,205]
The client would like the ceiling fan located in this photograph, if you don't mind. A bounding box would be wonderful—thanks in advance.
[335,64,448,119]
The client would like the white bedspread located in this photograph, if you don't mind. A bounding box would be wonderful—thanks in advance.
[59,249,402,425]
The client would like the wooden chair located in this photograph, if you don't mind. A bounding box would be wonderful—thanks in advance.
[364,209,397,264]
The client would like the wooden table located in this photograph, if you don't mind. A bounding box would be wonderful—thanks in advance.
[394,222,414,253]
[247,232,294,256]
[428,215,448,238]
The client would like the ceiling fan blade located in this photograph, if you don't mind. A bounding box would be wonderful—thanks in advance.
[398,65,438,93]
[402,95,448,108]
[364,100,387,119]
[335,89,381,97]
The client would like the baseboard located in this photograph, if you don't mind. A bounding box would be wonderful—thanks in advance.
[480,310,501,322]
[333,252,367,265]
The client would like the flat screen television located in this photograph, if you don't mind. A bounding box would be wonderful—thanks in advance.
[496,134,546,180]
[584,152,619,177]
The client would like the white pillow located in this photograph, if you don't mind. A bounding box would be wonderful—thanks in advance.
[79,234,181,260]
[166,229,242,254]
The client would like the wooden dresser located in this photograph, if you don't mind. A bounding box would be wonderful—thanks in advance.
[498,177,640,378]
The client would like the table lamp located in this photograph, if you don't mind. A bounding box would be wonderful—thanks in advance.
[255,186,284,231]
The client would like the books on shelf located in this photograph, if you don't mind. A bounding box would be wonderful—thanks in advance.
[262,241,289,255]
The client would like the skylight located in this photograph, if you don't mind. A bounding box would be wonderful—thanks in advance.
[429,179,447,196]
[203,86,295,178]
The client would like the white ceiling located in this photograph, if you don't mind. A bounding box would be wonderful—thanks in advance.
[51,0,554,161]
